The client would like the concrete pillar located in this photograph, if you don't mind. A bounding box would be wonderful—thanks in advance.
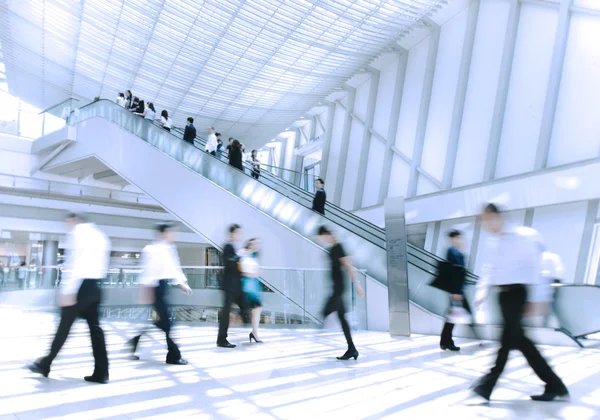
[42,240,59,288]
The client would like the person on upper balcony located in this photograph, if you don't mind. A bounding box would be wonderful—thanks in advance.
[312,178,326,216]
[183,117,196,145]
[206,126,218,156]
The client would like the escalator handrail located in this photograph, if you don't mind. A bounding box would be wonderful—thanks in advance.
[68,99,478,282]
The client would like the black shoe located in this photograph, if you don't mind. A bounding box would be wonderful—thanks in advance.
[337,349,359,360]
[531,390,570,402]
[217,340,236,348]
[472,385,491,402]
[126,355,140,361]
[166,358,188,365]
[440,343,461,351]
[84,375,109,384]
[27,360,50,378]
[249,332,263,343]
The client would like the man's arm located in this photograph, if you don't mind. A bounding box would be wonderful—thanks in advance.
[340,256,365,298]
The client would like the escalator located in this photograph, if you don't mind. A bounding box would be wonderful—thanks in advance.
[32,100,600,344]
[33,99,470,318]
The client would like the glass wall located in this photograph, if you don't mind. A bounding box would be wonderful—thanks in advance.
[0,89,67,138]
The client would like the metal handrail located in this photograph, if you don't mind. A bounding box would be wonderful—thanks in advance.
[38,97,80,115]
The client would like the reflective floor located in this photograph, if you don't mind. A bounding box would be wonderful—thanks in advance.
[1,309,600,419]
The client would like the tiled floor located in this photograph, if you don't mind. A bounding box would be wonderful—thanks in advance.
[1,309,600,420]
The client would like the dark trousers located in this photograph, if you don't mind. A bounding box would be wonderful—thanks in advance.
[130,280,181,362]
[323,294,355,351]
[251,171,259,180]
[476,284,566,397]
[41,280,108,377]
[440,297,477,345]
[217,288,249,342]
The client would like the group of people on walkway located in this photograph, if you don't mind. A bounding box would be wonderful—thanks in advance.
[27,203,570,404]
[27,214,361,384]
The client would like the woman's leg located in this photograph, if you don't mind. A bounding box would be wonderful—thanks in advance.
[252,306,262,337]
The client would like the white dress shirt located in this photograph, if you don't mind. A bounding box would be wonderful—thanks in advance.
[60,223,111,296]
[206,133,218,153]
[161,116,172,129]
[476,226,551,303]
[137,241,187,287]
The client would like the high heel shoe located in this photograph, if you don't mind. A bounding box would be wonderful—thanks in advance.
[249,332,263,343]
[336,349,359,360]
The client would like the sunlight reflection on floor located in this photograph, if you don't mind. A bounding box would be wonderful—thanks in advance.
[1,309,599,419]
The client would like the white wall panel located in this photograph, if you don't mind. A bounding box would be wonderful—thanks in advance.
[387,154,410,199]
[495,5,558,178]
[531,202,588,283]
[417,176,441,196]
[341,119,364,209]
[324,103,346,195]
[372,56,399,136]
[453,0,510,187]
[549,14,600,167]
[421,9,469,182]
[362,137,385,208]
[354,79,371,122]
[395,38,429,158]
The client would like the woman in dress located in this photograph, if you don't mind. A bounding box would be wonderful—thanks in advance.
[228,139,244,171]
[239,238,263,343]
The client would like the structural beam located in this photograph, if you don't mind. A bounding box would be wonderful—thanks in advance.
[379,51,408,204]
[574,199,600,284]
[534,0,573,170]
[320,103,335,181]
[354,69,381,209]
[483,0,521,181]
[442,0,480,189]
[333,88,356,205]
[407,23,440,197]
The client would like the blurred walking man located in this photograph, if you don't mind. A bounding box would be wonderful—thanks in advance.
[217,224,249,348]
[28,213,110,383]
[317,226,364,360]
[126,223,192,365]
[472,203,569,402]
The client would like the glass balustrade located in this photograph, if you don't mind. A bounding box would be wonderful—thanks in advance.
[0,265,367,329]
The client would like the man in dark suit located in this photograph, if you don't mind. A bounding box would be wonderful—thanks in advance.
[183,117,196,145]
[217,224,249,348]
[312,178,326,215]
[439,229,475,351]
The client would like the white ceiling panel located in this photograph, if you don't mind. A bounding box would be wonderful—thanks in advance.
[0,0,446,146]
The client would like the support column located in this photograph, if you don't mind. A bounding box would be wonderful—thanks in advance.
[534,0,573,170]
[41,240,58,288]
[385,196,410,336]
[320,104,335,181]
[333,88,356,206]
[293,129,303,186]
[574,200,600,284]
[379,51,408,204]
[483,0,521,181]
[442,0,480,188]
[354,69,381,210]
[407,23,440,197]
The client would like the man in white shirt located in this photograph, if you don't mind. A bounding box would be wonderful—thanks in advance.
[126,223,192,365]
[206,126,218,156]
[472,203,568,402]
[28,213,111,384]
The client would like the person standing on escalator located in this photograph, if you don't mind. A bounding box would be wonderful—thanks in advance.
[206,126,218,156]
[183,117,196,145]
[312,178,326,216]
[228,140,244,172]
